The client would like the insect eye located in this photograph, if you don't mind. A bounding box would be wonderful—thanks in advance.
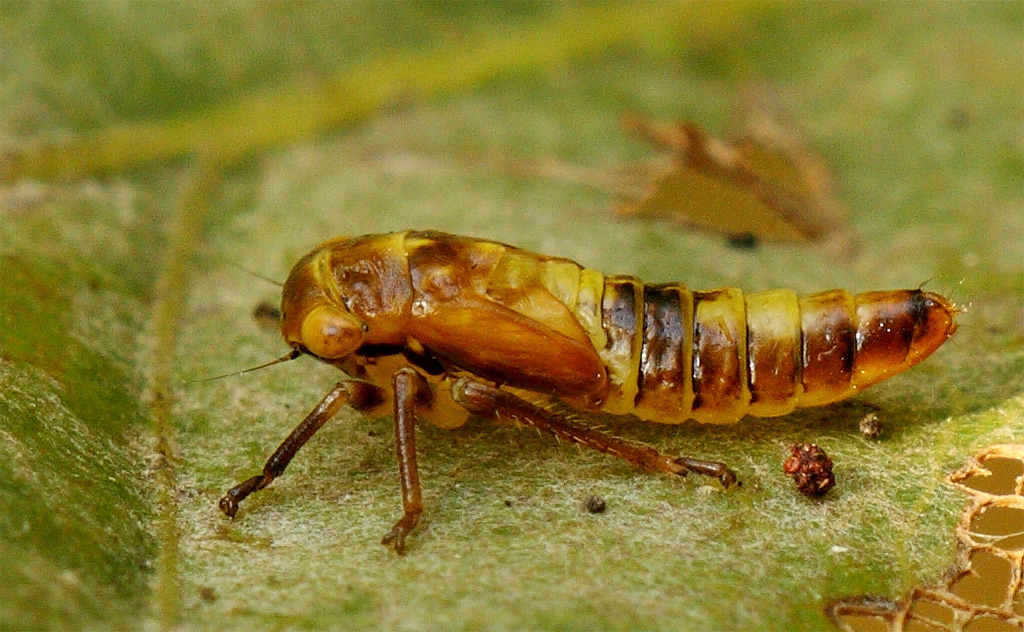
[300,305,364,359]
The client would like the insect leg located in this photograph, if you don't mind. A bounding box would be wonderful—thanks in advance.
[381,367,434,554]
[451,378,737,489]
[219,379,385,517]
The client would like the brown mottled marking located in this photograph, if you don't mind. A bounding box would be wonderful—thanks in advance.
[799,290,856,407]
[691,288,749,423]
[744,289,801,417]
[600,276,643,413]
[635,284,693,418]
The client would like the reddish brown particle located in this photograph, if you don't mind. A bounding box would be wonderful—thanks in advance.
[783,443,836,496]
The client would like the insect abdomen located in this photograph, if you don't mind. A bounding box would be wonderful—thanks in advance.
[602,282,956,424]
[396,232,954,424]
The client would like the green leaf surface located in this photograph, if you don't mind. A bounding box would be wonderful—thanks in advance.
[2,3,1022,631]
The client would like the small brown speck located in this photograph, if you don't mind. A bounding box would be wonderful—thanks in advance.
[727,232,759,249]
[946,106,970,131]
[783,443,835,496]
[252,301,281,329]
[859,413,882,439]
[584,495,607,514]
[198,586,217,603]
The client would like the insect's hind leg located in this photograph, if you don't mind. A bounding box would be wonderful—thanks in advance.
[219,379,386,518]
[450,378,737,489]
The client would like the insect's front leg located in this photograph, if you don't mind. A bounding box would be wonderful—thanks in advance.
[381,367,434,554]
[451,377,737,489]
[219,379,386,517]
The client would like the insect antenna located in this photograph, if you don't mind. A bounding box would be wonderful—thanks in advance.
[186,348,302,384]
[229,260,283,287]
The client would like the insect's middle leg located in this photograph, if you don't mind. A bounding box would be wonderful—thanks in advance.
[381,367,434,555]
[451,377,737,489]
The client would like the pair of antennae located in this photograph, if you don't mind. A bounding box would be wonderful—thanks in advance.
[188,261,301,384]
[185,261,292,383]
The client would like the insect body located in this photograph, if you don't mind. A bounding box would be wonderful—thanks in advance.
[220,230,957,553]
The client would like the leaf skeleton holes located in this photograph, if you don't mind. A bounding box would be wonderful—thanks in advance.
[826,444,1024,632]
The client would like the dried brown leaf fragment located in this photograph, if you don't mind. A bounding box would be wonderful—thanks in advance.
[617,87,857,257]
